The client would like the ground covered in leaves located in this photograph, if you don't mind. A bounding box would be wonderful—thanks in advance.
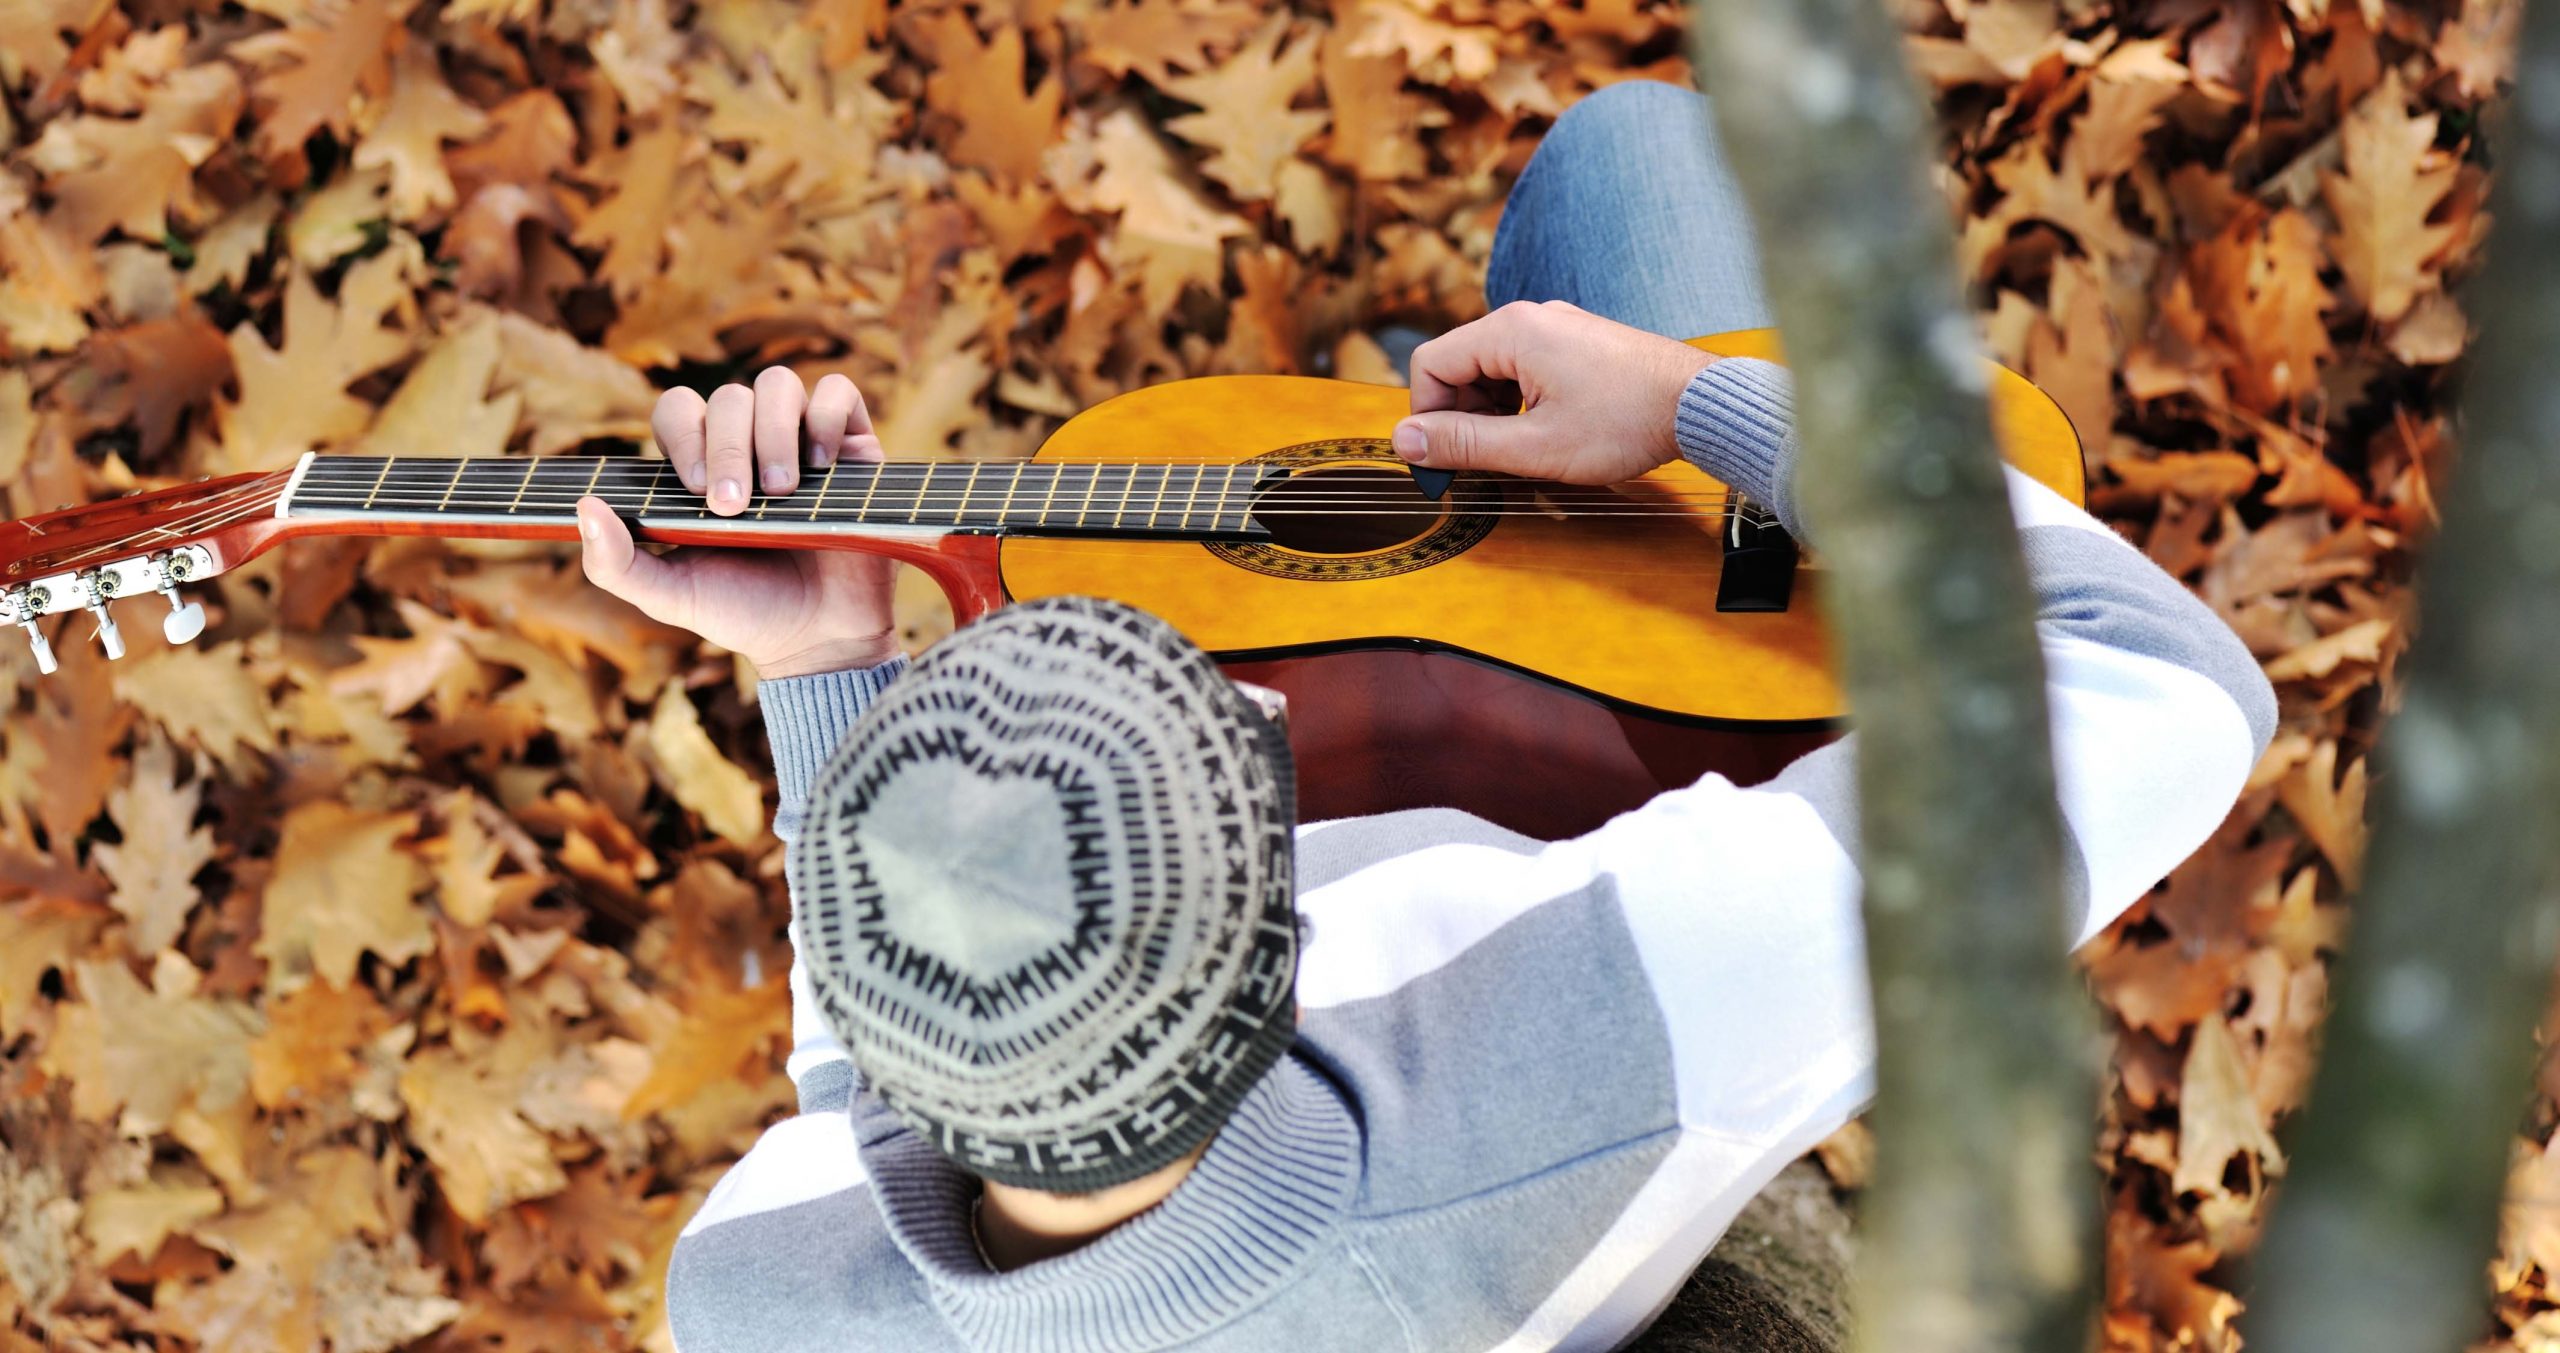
[0,0,2535,1349]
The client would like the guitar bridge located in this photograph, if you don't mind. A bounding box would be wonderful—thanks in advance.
[1716,495,1798,613]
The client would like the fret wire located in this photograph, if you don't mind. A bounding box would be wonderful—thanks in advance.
[505,459,539,513]
[996,463,1020,526]
[1108,465,1132,529]
[909,465,935,524]
[1146,467,1170,530]
[958,462,984,526]
[1179,464,1204,531]
[807,464,833,521]
[1077,464,1099,528]
[858,463,883,519]
[1040,464,1063,525]
[1212,466,1236,535]
[436,460,469,512]
[360,458,397,508]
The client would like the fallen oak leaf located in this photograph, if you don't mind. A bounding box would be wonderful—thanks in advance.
[921,9,1063,185]
[92,734,216,953]
[248,978,397,1110]
[0,898,110,1039]
[43,953,259,1135]
[2262,615,2393,683]
[400,1038,567,1225]
[114,639,278,772]
[2322,71,2461,324]
[231,0,413,162]
[81,1168,225,1266]
[257,801,431,992]
[1162,14,1329,202]
[645,681,765,849]
[2277,739,2368,890]
[2172,1014,2286,1250]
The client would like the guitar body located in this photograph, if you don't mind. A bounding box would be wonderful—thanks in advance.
[1001,330,2084,835]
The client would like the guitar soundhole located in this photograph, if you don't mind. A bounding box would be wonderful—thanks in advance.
[1205,438,1497,582]
[1250,466,1441,555]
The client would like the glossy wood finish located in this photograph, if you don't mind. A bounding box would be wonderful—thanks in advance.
[1228,647,1838,838]
[1003,328,2083,726]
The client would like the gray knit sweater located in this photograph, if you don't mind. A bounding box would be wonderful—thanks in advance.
[665,358,2275,1352]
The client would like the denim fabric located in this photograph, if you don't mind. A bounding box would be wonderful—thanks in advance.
[1486,80,1775,340]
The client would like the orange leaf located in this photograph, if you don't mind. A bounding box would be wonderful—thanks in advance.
[234,0,413,162]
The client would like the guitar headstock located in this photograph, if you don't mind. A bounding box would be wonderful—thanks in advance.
[0,470,293,675]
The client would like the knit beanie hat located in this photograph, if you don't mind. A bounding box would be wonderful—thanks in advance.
[790,596,1300,1192]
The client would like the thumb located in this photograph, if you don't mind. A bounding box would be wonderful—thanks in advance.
[1389,409,1556,477]
[576,496,685,620]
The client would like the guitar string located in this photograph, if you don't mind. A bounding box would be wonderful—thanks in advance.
[28,478,291,577]
[284,466,1766,505]
[25,471,1778,583]
[280,465,1761,506]
[285,463,1776,509]
[278,479,1774,515]
[272,495,1780,522]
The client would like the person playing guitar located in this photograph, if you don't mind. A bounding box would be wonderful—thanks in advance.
[579,83,2273,1353]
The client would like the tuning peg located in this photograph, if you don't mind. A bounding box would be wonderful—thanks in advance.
[18,621,54,676]
[160,586,206,645]
[89,602,123,660]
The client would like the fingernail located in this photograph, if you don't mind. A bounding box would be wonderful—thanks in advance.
[763,465,790,492]
[810,443,834,469]
[681,463,705,491]
[1392,424,1426,461]
[715,477,742,505]
[579,515,598,544]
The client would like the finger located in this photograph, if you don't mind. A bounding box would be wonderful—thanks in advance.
[804,374,867,468]
[652,388,709,493]
[752,367,807,496]
[702,384,755,516]
[1389,408,1563,479]
[576,497,687,622]
[1407,301,1540,414]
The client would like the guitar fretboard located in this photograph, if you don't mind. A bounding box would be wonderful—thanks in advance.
[281,456,1278,540]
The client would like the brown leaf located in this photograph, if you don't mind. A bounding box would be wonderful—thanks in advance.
[45,954,258,1134]
[258,802,431,991]
[644,681,765,849]
[93,734,215,953]
[1162,15,1328,202]
[2322,72,2462,324]
[399,1040,567,1225]
[234,0,413,161]
[922,11,1063,185]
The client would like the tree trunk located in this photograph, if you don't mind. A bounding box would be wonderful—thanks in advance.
[2245,8,2560,1348]
[1681,4,2097,1351]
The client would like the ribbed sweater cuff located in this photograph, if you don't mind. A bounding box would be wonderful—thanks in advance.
[759,656,909,840]
[1673,357,1801,537]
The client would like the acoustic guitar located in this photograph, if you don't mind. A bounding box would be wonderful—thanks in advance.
[0,330,2080,838]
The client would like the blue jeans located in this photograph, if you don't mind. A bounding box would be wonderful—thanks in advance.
[1485,81,1774,342]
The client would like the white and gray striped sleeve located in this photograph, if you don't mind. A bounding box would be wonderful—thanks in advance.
[1575,361,2275,1151]
[759,657,909,1112]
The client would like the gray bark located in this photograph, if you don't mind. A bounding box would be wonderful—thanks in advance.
[2245,10,2560,1349]
[1683,4,2096,1352]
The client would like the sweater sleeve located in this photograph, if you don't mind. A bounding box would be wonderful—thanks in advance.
[1581,358,2276,1144]
[760,657,909,1112]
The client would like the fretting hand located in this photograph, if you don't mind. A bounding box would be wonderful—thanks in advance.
[577,369,901,680]
[1391,301,1719,485]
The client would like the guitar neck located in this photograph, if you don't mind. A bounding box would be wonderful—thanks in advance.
[277,455,1274,542]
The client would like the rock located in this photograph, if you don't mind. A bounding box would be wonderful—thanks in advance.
[1624,1159,1854,1353]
